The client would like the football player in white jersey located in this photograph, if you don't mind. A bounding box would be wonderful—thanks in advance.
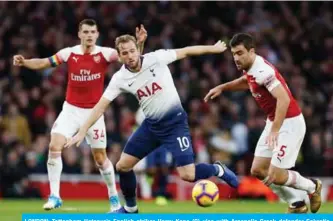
[65,34,239,213]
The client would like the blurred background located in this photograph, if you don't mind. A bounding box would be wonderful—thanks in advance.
[0,1,333,203]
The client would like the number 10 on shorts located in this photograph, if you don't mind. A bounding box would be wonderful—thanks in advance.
[177,136,190,151]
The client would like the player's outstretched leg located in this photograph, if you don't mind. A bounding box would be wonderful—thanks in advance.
[43,134,64,210]
[92,149,121,212]
[284,171,322,213]
[269,184,308,213]
[213,161,239,188]
[264,165,322,213]
[176,159,239,188]
[251,157,308,213]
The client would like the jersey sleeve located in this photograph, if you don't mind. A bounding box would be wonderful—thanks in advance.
[101,47,119,63]
[153,49,177,65]
[255,68,281,92]
[103,73,122,102]
[48,47,71,67]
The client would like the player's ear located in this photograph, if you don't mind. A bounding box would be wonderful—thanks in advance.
[78,31,81,40]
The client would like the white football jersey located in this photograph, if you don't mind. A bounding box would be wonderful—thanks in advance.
[103,49,184,121]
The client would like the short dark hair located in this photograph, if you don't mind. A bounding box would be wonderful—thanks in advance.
[229,33,255,51]
[79,19,98,31]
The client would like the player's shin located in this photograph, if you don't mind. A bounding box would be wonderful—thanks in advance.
[47,151,63,198]
[270,184,307,206]
[97,159,121,211]
[119,170,138,212]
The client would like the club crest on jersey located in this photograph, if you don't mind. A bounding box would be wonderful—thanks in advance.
[137,82,162,101]
[93,55,101,63]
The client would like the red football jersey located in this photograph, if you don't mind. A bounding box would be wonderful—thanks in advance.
[50,45,118,108]
[244,55,301,121]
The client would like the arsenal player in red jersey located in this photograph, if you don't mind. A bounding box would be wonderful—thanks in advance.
[13,19,147,212]
[205,33,322,213]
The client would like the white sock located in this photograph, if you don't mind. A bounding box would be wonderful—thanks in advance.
[98,159,121,210]
[217,165,224,177]
[47,151,62,198]
[285,170,316,194]
[124,205,138,212]
[137,173,152,199]
[270,183,306,205]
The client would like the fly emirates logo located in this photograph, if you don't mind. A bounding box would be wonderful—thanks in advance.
[71,69,101,82]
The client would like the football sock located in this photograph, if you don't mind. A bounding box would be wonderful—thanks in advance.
[270,183,306,205]
[284,170,316,194]
[47,151,62,198]
[97,159,121,210]
[119,170,137,207]
[194,163,219,182]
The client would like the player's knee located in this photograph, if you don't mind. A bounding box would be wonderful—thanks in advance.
[49,134,66,152]
[116,161,133,173]
[250,167,267,180]
[49,142,63,152]
[92,150,107,166]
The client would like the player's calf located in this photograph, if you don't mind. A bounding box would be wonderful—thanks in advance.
[177,164,195,182]
[45,133,66,210]
[176,162,239,188]
[250,167,268,181]
[93,149,121,212]
[116,153,141,213]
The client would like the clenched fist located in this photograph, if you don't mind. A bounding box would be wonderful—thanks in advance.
[13,55,25,66]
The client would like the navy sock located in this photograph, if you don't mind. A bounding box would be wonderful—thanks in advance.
[119,170,137,207]
[157,173,168,196]
[194,163,219,182]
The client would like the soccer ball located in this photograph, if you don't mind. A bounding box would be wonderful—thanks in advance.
[192,179,219,207]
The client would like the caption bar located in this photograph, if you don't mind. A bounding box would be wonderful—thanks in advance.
[22,214,333,221]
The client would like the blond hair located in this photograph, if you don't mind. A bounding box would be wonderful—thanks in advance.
[115,34,138,53]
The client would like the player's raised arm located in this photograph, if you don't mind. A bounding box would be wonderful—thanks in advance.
[174,40,227,60]
[13,47,70,70]
[204,76,249,102]
[13,55,52,70]
[136,24,147,54]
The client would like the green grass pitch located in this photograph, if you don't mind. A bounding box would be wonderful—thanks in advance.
[1,200,332,221]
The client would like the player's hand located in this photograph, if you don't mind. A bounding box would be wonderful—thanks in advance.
[210,40,227,53]
[13,55,25,66]
[204,85,223,102]
[266,131,279,150]
[64,131,85,148]
[136,24,148,44]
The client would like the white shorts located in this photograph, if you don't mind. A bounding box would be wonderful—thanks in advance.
[254,114,306,169]
[51,102,107,148]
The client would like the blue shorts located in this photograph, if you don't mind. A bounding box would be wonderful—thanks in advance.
[146,147,171,168]
[124,110,194,167]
